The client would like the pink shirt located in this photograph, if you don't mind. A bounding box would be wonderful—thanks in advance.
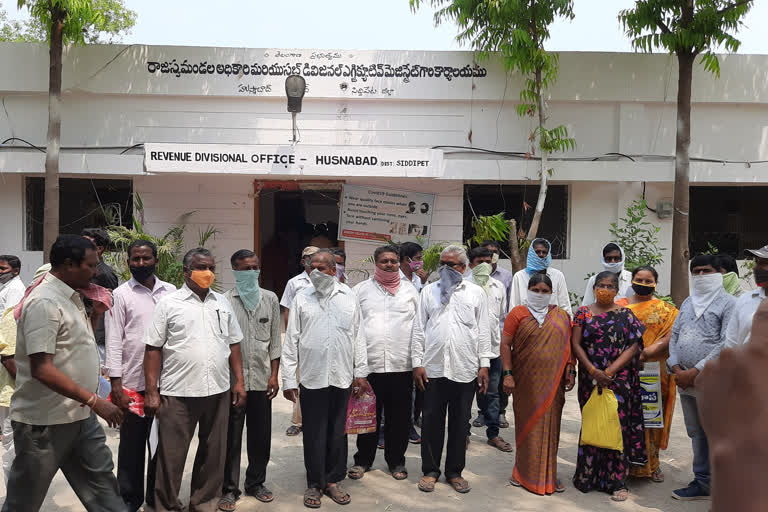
[105,277,176,391]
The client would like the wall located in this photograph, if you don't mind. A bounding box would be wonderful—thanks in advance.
[0,174,43,283]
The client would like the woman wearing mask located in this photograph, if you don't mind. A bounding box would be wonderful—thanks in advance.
[614,266,679,483]
[581,243,634,306]
[500,271,574,495]
[571,271,646,502]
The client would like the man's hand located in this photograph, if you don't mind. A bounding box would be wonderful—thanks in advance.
[413,367,428,391]
[415,268,428,284]
[352,377,370,397]
[267,374,280,400]
[232,382,247,408]
[283,388,298,403]
[477,367,489,394]
[675,368,699,389]
[92,397,124,428]
[144,389,162,417]
[502,374,515,395]
[110,387,132,411]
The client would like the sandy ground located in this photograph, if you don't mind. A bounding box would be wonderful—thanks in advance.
[1,387,711,512]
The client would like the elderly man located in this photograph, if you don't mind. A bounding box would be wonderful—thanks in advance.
[348,245,422,482]
[280,245,319,437]
[413,245,492,495]
[0,255,25,312]
[724,244,768,348]
[219,250,281,510]
[144,247,246,512]
[281,249,369,508]
[510,238,571,316]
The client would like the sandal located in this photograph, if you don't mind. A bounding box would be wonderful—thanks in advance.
[418,476,437,492]
[347,465,368,480]
[487,437,514,453]
[509,476,522,487]
[447,477,472,494]
[555,479,566,493]
[303,488,322,509]
[611,488,629,502]
[324,484,351,505]
[246,484,274,503]
[651,469,665,483]
[286,425,302,436]
[218,492,237,511]
[391,467,408,481]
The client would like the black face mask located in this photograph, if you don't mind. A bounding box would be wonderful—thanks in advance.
[0,271,13,285]
[631,282,656,296]
[129,264,156,282]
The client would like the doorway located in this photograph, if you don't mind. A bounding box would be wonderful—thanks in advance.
[257,181,342,300]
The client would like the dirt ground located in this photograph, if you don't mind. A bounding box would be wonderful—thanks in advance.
[1,386,711,512]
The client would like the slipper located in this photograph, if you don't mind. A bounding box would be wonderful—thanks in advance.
[391,467,408,481]
[347,465,368,480]
[286,425,302,436]
[447,477,471,494]
[218,492,237,511]
[418,476,437,492]
[246,484,274,503]
[555,479,566,493]
[303,488,322,509]
[487,437,514,452]
[324,485,351,505]
[509,477,522,487]
[611,488,629,502]
[651,469,665,483]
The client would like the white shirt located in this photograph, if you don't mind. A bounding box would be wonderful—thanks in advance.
[466,274,507,357]
[510,268,572,318]
[399,269,423,292]
[581,269,634,306]
[280,272,312,309]
[145,285,244,397]
[412,280,494,383]
[281,281,369,390]
[724,287,766,348]
[354,277,422,374]
[0,275,25,311]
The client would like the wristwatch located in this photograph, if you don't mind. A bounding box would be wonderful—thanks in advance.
[502,369,513,377]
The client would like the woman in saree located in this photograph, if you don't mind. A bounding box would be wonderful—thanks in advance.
[615,265,679,483]
[572,271,647,502]
[500,271,574,495]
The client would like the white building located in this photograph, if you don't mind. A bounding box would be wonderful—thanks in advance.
[1,43,766,298]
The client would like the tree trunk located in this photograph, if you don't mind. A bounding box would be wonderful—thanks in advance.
[508,218,524,273]
[43,9,64,262]
[526,69,548,242]
[670,52,695,306]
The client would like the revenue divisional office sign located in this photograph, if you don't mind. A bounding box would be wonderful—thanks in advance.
[144,144,443,178]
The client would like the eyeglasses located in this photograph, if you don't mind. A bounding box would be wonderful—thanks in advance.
[441,261,462,268]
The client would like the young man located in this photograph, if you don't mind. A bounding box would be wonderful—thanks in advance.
[465,247,510,452]
[105,240,176,511]
[280,245,319,436]
[398,241,428,292]
[0,255,25,312]
[219,250,281,510]
[412,245,492,494]
[667,254,736,501]
[510,239,571,316]
[581,242,634,306]
[4,235,125,512]
[144,247,246,512]
[332,247,347,284]
[724,244,768,347]
[281,249,370,508]
[348,245,422,482]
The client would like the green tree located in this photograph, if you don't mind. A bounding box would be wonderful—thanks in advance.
[619,0,753,306]
[609,199,666,271]
[0,2,38,40]
[13,0,136,260]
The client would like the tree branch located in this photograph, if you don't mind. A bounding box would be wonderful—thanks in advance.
[717,0,752,16]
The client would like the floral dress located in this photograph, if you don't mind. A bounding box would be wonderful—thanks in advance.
[572,306,647,494]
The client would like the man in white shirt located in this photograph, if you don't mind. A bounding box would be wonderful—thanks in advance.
[348,245,422,482]
[465,247,511,452]
[581,242,634,306]
[0,255,25,312]
[279,245,319,437]
[412,245,492,495]
[144,247,246,512]
[281,249,370,508]
[510,238,572,318]
[724,244,768,348]
[398,241,428,292]
[105,240,175,512]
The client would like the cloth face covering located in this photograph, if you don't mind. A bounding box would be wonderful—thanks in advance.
[471,262,492,293]
[690,273,724,317]
[189,270,215,289]
[335,264,345,282]
[601,242,626,274]
[438,265,463,305]
[309,269,336,297]
[234,269,261,310]
[526,290,551,327]
[374,267,401,295]
[129,264,155,282]
[409,259,424,272]
[722,272,741,295]
[526,239,552,275]
[0,272,13,285]
[595,288,617,306]
[491,253,500,265]
[631,281,656,297]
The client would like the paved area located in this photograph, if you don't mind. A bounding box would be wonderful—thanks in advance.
[2,389,710,512]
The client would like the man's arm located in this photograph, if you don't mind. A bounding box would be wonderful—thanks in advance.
[412,290,428,390]
[475,290,493,368]
[1,357,15,380]
[695,299,736,372]
[666,309,683,370]
[228,344,246,407]
[281,300,301,395]
[555,272,573,319]
[723,296,744,350]
[267,295,282,399]
[143,300,168,416]
[105,293,131,409]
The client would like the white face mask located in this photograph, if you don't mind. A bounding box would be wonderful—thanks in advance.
[526,289,552,327]
[690,272,723,317]
[309,269,336,297]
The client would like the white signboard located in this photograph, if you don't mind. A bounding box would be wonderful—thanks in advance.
[639,362,664,429]
[338,184,435,246]
[144,143,442,177]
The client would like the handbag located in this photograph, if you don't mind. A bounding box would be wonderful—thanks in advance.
[344,390,377,435]
[579,387,624,452]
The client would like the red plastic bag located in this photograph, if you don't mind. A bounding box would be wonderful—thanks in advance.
[107,386,145,417]
[345,390,377,435]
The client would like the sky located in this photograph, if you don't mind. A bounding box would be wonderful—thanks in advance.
[4,0,768,54]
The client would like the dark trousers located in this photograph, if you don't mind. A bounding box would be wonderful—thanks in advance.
[222,390,272,497]
[299,385,351,489]
[477,357,508,419]
[154,392,229,512]
[3,414,126,512]
[474,357,502,440]
[117,403,157,511]
[413,386,424,423]
[421,378,476,480]
[353,372,412,472]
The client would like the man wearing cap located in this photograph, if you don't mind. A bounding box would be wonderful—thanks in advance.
[279,246,319,437]
[724,244,768,348]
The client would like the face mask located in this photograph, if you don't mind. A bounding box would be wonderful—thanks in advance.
[471,262,492,292]
[754,268,768,288]
[631,281,656,297]
[526,239,552,274]
[233,270,261,310]
[526,289,551,327]
[491,253,499,265]
[690,272,724,317]
[189,270,215,289]
[374,267,400,295]
[722,272,741,295]
[0,272,13,285]
[438,265,463,305]
[409,259,424,272]
[309,269,336,297]
[601,243,626,274]
[595,288,617,306]
[335,264,345,281]
[129,264,155,282]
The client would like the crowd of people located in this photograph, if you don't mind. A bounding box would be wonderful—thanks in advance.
[0,229,766,511]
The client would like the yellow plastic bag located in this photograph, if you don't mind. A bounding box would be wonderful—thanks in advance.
[579,387,623,452]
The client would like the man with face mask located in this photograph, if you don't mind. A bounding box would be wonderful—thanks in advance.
[582,243,634,306]
[724,244,768,349]
[332,247,347,284]
[412,245,492,495]
[667,254,736,501]
[0,255,25,312]
[281,249,370,508]
[510,239,572,318]
[399,242,428,292]
[144,247,246,512]
[105,240,175,511]
[218,250,281,510]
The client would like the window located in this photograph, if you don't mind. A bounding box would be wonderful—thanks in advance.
[25,178,133,251]
[690,186,768,257]
[463,184,569,259]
